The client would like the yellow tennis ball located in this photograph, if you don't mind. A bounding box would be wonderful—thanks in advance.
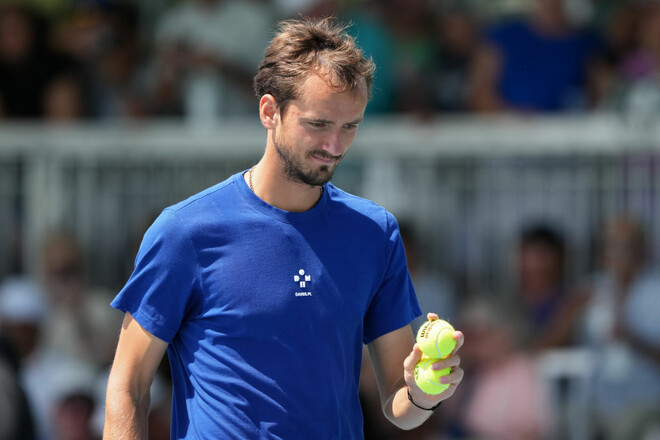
[416,319,456,359]
[414,357,451,395]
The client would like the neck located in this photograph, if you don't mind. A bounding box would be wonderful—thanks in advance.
[530,12,570,36]
[246,152,324,212]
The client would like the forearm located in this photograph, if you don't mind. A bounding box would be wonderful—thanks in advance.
[382,382,436,430]
[103,387,151,440]
[104,313,168,439]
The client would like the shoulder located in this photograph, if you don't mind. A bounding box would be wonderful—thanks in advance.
[146,174,239,241]
[325,184,399,236]
[486,19,528,42]
[169,176,235,214]
[165,175,237,224]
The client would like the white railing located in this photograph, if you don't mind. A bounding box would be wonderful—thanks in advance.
[1,115,660,291]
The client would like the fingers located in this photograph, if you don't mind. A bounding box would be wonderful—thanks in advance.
[429,354,461,371]
[439,365,464,386]
[403,344,423,372]
[404,344,464,406]
[451,330,464,354]
[410,363,464,402]
[426,312,439,321]
[429,354,463,387]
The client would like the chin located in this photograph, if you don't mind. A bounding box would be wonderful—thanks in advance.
[300,168,333,186]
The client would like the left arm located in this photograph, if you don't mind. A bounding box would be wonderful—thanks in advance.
[367,313,464,430]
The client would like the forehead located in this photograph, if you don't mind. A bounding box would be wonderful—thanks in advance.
[289,72,368,116]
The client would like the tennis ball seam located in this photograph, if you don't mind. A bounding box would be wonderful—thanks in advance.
[414,358,450,395]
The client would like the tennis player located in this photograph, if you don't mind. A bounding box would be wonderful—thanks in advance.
[104,17,463,439]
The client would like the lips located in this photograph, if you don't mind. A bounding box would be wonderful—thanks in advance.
[309,151,341,165]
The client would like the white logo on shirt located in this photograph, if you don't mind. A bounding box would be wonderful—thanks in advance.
[294,269,312,297]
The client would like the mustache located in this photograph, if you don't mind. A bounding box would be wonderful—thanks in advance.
[308,150,343,161]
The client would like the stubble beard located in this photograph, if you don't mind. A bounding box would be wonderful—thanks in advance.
[273,137,342,187]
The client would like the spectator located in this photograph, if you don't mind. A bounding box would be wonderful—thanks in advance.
[614,1,660,123]
[87,3,145,119]
[0,5,64,118]
[51,392,99,440]
[468,0,602,112]
[0,334,36,440]
[515,224,570,349]
[151,0,275,120]
[430,4,481,112]
[40,232,121,368]
[43,72,86,121]
[618,2,660,84]
[579,217,660,438]
[275,0,334,18]
[443,297,549,440]
[545,217,660,438]
[382,0,437,114]
[48,365,99,440]
[585,2,639,109]
[348,0,437,114]
[345,1,398,113]
[50,3,145,119]
[0,275,95,439]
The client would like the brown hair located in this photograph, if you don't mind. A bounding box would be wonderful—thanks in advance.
[254,17,375,114]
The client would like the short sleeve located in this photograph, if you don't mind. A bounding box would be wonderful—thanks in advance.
[111,209,203,343]
[363,215,422,344]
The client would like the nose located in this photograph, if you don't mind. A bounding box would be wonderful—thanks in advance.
[322,130,344,156]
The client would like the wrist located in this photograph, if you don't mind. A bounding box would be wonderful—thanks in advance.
[407,388,442,411]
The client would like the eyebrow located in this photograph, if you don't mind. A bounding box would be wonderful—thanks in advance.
[305,117,363,125]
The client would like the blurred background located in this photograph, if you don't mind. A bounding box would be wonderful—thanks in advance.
[0,0,659,439]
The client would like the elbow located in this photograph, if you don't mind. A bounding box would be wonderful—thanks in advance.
[105,370,151,415]
[385,414,421,431]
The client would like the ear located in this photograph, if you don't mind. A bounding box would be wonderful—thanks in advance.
[259,94,279,129]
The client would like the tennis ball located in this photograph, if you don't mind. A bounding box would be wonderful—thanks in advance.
[416,319,456,359]
[414,357,451,395]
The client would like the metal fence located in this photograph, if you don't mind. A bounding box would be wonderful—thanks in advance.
[1,115,660,295]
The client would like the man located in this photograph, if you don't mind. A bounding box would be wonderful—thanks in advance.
[468,0,601,112]
[104,17,463,439]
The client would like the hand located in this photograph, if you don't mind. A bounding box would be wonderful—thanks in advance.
[403,313,464,408]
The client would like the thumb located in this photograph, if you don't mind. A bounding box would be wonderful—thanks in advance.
[403,344,424,372]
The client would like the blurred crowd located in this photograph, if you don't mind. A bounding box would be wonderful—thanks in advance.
[1,217,658,439]
[1,0,660,440]
[1,0,660,121]
[360,215,660,440]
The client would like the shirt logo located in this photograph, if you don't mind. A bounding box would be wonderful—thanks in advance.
[294,269,312,297]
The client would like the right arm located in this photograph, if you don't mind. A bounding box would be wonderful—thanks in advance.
[104,312,168,440]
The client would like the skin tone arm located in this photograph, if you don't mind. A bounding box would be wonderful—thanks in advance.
[467,44,507,113]
[104,312,168,440]
[368,313,464,430]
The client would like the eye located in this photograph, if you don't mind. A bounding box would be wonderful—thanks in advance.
[308,121,327,128]
[344,123,358,130]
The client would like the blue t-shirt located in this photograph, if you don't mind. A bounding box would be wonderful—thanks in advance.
[112,172,421,439]
[487,20,601,111]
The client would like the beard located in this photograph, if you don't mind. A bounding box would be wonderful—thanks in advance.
[274,137,342,186]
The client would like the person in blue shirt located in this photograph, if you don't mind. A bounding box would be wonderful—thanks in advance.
[468,0,601,112]
[103,17,464,439]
